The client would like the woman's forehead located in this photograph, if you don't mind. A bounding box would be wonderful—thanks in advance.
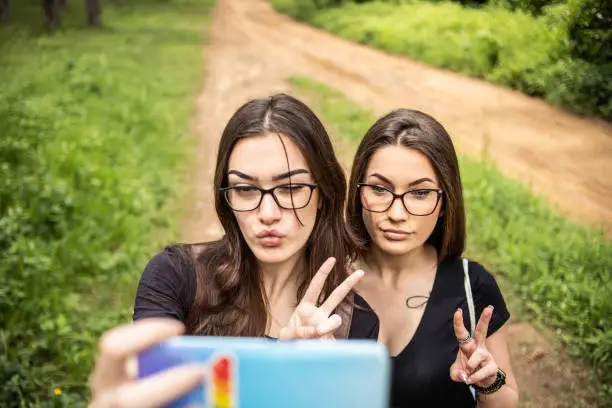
[228,134,311,179]
[366,145,437,184]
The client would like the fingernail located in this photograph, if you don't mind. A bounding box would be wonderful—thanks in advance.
[355,270,365,277]
[456,308,462,313]
[488,305,495,312]
[461,373,468,383]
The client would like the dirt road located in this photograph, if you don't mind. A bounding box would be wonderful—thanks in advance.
[183,1,608,406]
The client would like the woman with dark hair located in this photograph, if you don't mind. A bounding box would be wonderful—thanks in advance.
[87,94,364,407]
[346,109,519,408]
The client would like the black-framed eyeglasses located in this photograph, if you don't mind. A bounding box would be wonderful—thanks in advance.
[220,183,318,212]
[357,183,443,216]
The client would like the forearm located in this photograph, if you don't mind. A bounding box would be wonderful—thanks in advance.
[476,385,519,408]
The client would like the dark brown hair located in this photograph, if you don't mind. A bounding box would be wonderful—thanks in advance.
[346,109,465,260]
[177,94,356,336]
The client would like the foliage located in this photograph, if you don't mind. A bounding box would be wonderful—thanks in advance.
[272,0,612,120]
[0,0,214,405]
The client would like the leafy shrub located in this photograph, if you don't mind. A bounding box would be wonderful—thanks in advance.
[0,0,214,405]
[271,0,612,120]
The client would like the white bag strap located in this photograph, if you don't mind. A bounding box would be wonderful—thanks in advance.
[462,258,476,336]
[462,258,477,401]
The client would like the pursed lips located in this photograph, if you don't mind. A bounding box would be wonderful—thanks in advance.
[255,229,286,247]
[380,227,413,235]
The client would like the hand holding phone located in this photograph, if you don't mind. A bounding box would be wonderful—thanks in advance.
[89,318,204,408]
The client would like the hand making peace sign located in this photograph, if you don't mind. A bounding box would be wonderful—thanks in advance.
[450,306,499,388]
[279,257,364,340]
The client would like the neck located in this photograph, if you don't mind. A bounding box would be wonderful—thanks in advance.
[259,251,305,304]
[364,244,437,289]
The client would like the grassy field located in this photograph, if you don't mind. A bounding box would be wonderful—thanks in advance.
[272,0,612,121]
[289,76,612,406]
[0,0,214,405]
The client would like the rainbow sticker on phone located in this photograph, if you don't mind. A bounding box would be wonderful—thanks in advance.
[208,355,236,408]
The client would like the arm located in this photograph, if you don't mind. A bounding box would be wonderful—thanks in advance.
[476,323,519,408]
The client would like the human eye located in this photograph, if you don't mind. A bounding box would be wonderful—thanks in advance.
[409,189,434,200]
[277,184,306,194]
[370,185,389,195]
[232,185,259,195]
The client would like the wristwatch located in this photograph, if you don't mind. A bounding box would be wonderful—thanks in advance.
[473,368,506,395]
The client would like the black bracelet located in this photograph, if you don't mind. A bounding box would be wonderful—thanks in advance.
[473,368,506,395]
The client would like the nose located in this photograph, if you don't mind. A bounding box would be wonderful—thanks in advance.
[258,192,282,225]
[388,197,408,222]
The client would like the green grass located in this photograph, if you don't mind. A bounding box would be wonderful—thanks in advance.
[289,75,612,407]
[272,0,612,121]
[0,0,214,405]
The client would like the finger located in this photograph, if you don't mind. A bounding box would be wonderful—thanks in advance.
[467,362,498,386]
[295,302,318,321]
[319,269,365,315]
[450,366,469,384]
[453,308,470,340]
[315,314,342,337]
[466,347,490,374]
[100,318,185,360]
[453,309,476,355]
[91,319,185,393]
[301,257,337,304]
[295,326,319,338]
[278,326,294,340]
[93,364,204,408]
[474,305,494,345]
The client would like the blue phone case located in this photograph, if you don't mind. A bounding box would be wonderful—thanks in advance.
[138,336,391,408]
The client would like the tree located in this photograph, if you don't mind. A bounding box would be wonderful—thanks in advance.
[0,0,9,22]
[568,0,612,65]
[85,0,101,26]
[43,0,61,28]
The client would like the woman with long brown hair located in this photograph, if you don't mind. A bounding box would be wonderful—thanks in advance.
[347,109,519,408]
[87,94,364,407]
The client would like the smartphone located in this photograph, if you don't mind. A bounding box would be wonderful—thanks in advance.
[138,336,390,408]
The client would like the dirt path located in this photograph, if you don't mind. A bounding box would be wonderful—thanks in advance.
[183,0,607,406]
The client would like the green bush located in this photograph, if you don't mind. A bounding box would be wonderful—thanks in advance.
[290,75,612,407]
[271,0,612,120]
[567,0,612,64]
[0,0,214,405]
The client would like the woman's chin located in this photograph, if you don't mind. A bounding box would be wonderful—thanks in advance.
[250,245,293,265]
[376,239,420,256]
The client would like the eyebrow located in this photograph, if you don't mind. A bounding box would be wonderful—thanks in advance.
[368,173,436,187]
[228,168,310,182]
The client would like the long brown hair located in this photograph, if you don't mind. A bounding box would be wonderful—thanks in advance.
[346,109,465,261]
[176,94,356,336]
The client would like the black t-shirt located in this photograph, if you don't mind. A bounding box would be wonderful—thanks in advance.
[133,247,196,323]
[349,257,510,408]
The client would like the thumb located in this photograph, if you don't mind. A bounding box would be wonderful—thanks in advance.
[278,326,294,340]
[450,363,469,384]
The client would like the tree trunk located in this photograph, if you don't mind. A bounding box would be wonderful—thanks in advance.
[42,0,61,28]
[0,0,9,23]
[85,0,101,26]
[59,0,67,10]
